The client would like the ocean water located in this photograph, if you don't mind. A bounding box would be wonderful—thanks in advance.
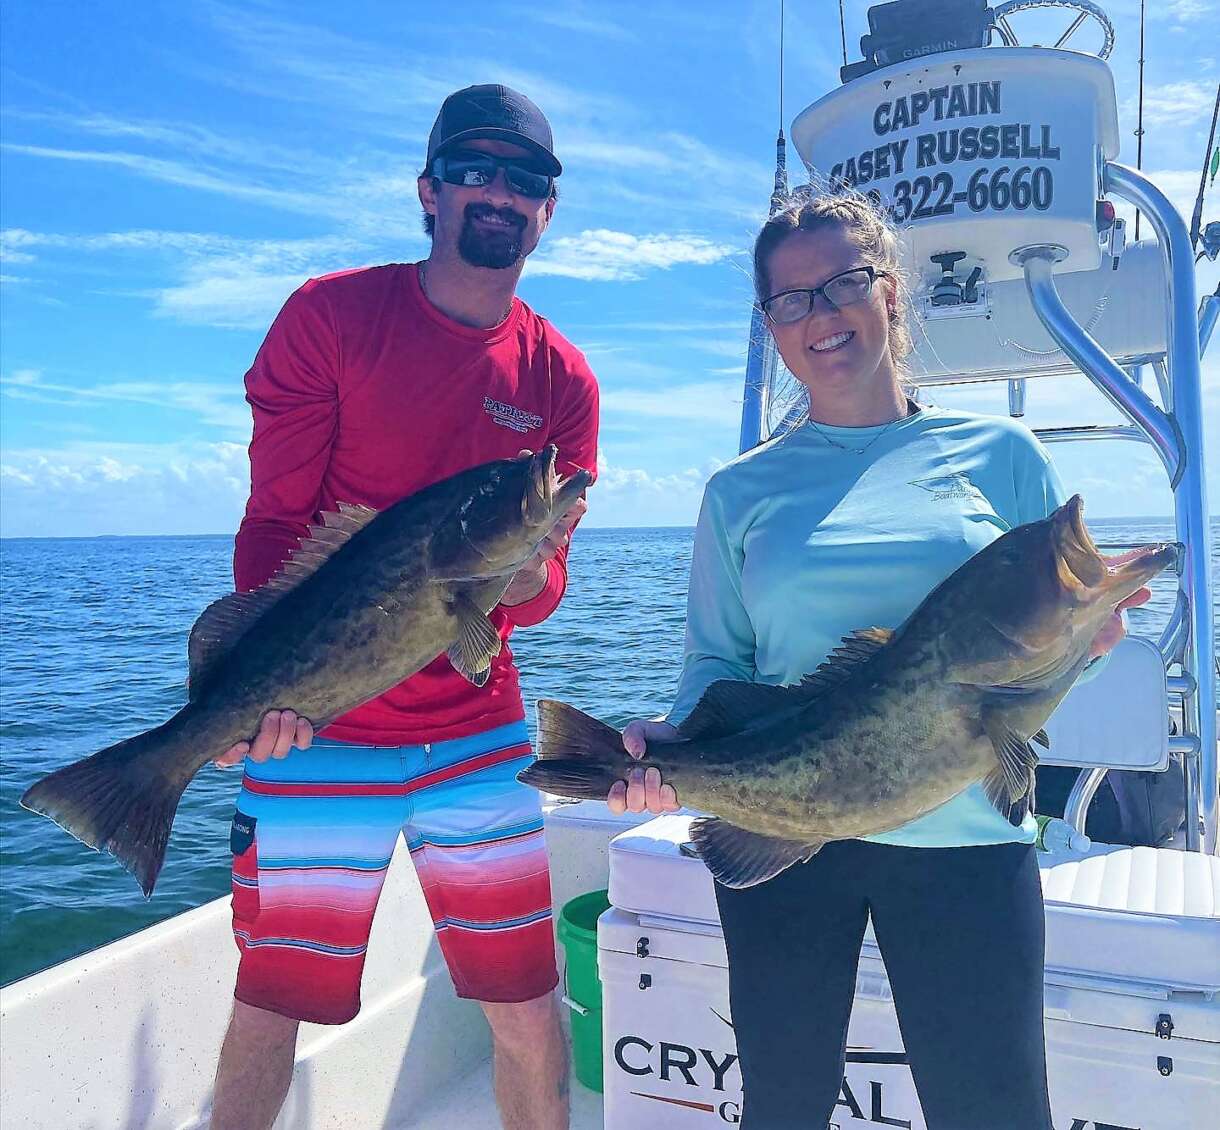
[1,520,1215,987]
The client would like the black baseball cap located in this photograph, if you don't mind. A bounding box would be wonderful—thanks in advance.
[426,84,562,177]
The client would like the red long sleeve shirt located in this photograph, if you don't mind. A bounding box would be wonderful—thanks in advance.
[234,262,599,745]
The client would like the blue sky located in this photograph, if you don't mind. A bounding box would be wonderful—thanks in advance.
[1,0,1217,536]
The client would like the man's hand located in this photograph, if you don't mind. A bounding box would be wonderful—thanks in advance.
[500,449,587,607]
[214,709,314,768]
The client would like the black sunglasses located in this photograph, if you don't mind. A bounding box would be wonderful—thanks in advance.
[432,150,553,199]
[762,266,888,325]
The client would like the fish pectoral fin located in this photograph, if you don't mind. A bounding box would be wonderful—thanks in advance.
[981,707,1039,805]
[447,594,503,688]
[981,769,1024,824]
[689,817,824,889]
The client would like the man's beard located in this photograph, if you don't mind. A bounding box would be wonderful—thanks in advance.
[458,203,527,269]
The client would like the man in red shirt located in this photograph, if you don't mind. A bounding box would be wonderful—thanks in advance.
[208,86,598,1130]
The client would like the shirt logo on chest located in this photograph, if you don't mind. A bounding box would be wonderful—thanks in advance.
[909,471,984,502]
[483,396,543,434]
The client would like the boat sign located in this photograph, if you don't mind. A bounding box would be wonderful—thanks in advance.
[791,48,1121,286]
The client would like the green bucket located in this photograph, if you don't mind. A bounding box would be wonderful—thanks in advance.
[558,888,611,1092]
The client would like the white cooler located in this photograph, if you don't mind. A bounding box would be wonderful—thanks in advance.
[599,814,1220,1129]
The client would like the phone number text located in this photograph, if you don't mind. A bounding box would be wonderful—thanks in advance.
[887,164,1054,223]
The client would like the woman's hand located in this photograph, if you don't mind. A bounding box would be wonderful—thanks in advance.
[1088,553,1154,660]
[607,719,681,815]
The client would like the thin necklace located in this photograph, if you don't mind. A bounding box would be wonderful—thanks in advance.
[806,402,912,455]
[417,261,513,325]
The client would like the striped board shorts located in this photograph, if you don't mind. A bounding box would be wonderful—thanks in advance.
[228,719,558,1025]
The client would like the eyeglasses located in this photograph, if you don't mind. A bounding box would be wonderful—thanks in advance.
[762,266,888,325]
[432,150,553,199]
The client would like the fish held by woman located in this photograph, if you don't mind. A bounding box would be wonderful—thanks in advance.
[519,495,1173,888]
[22,447,592,897]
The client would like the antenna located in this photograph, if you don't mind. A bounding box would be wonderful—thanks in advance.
[779,0,785,133]
[1134,0,1146,240]
[839,0,848,69]
[771,0,790,214]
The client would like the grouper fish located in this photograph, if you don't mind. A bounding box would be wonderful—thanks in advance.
[518,496,1173,888]
[22,447,592,897]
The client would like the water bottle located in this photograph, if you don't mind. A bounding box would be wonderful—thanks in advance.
[1035,814,1092,853]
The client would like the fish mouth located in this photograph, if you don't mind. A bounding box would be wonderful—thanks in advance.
[1053,495,1174,601]
[522,445,593,525]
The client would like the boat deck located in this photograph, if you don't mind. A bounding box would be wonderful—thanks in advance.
[408,1060,602,1130]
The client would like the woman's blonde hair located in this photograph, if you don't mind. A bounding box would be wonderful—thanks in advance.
[752,188,914,374]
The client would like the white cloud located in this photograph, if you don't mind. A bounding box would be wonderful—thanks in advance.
[193,1,625,132]
[601,379,743,425]
[1107,168,1210,233]
[596,453,721,494]
[1159,1,1212,23]
[584,450,722,527]
[1,143,332,215]
[0,136,423,238]
[527,229,734,282]
[1121,82,1218,128]
[153,273,308,330]
[522,8,636,40]
[2,228,382,328]
[2,108,312,174]
[0,441,250,538]
[1,370,250,433]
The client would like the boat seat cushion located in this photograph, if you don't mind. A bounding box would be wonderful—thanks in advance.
[608,817,1220,991]
[1041,636,1169,771]
[1039,842,1220,990]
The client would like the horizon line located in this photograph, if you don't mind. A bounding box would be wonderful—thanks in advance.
[0,515,1193,542]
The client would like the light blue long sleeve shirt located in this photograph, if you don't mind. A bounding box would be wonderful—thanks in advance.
[670,405,1083,848]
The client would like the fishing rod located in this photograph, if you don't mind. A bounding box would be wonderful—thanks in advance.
[1189,82,1220,256]
[1134,0,1146,240]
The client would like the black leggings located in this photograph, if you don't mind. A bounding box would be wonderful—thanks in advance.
[714,840,1051,1130]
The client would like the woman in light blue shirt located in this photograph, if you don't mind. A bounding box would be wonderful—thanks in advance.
[607,192,1144,1130]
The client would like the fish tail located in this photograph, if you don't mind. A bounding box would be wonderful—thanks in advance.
[516,700,630,799]
[20,711,198,898]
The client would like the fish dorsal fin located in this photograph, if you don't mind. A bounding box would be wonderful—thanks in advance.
[676,680,809,741]
[799,626,894,694]
[981,706,1040,806]
[187,590,280,699]
[689,817,825,888]
[186,503,378,696]
[446,592,502,688]
[265,502,378,598]
[676,627,895,742]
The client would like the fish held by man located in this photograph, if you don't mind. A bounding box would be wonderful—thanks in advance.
[519,495,1173,888]
[22,447,592,898]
